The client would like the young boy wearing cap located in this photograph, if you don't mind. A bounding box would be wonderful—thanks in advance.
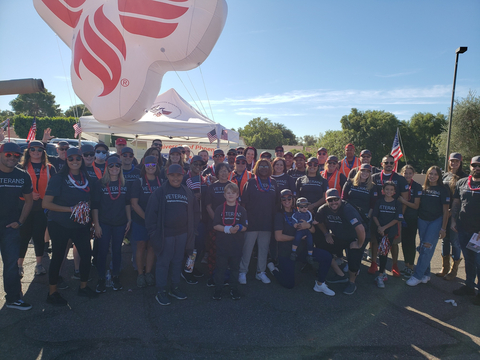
[290,197,316,265]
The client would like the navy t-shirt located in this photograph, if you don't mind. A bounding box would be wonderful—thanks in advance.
[164,185,189,236]
[206,181,232,217]
[48,156,66,172]
[21,163,57,211]
[372,198,403,239]
[296,175,328,206]
[403,180,423,220]
[130,177,162,227]
[271,173,296,195]
[0,167,33,223]
[315,201,363,241]
[92,179,129,226]
[454,176,480,233]
[418,184,449,221]
[287,168,306,181]
[274,210,296,258]
[371,172,409,200]
[123,166,141,186]
[342,180,378,218]
[241,177,278,231]
[213,202,248,255]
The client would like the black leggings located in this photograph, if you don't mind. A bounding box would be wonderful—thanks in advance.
[48,221,91,285]
[401,218,418,265]
[19,210,47,258]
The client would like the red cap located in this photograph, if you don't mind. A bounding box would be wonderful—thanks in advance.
[115,138,127,145]
[345,143,355,150]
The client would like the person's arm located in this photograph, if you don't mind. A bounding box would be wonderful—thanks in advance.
[400,190,408,213]
[274,229,295,242]
[350,224,366,249]
[92,209,102,238]
[125,205,132,233]
[450,198,461,232]
[439,203,449,239]
[131,198,145,219]
[206,204,215,220]
[398,195,420,210]
[7,193,33,229]
[42,195,71,212]
[378,219,399,236]
[309,197,325,211]
[316,222,334,244]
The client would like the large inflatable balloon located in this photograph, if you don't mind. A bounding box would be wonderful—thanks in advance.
[34,0,227,125]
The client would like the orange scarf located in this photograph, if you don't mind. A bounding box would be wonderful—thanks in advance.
[92,162,106,179]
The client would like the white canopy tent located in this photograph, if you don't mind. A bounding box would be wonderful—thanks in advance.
[80,88,239,145]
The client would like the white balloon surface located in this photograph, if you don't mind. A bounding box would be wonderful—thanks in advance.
[34,0,227,124]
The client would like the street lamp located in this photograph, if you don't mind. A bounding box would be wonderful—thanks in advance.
[445,46,467,171]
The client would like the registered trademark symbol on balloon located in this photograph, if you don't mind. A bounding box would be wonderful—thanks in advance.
[121,79,130,87]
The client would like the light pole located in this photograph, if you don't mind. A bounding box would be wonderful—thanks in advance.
[445,46,467,171]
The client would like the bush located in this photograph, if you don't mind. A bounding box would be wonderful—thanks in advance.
[13,115,78,140]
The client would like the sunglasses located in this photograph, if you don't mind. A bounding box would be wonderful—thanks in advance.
[298,205,308,209]
[317,152,327,156]
[361,155,371,158]
[83,152,95,157]
[4,152,21,159]
[58,147,69,151]
[258,165,269,169]
[181,151,186,154]
[67,156,82,162]
[122,153,134,158]
[214,154,224,158]
[383,161,395,165]
[236,151,244,155]
[108,163,121,168]
[360,169,371,173]
[261,155,272,159]
[236,161,246,165]
[472,164,480,168]
[281,196,293,201]
[152,143,162,147]
[327,161,337,165]
[145,163,156,168]
[29,147,43,152]
[227,153,236,156]
[96,150,107,154]
[327,198,340,203]
[307,162,318,167]
[193,162,204,167]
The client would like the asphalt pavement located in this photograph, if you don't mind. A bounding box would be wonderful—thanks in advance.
[1,238,480,360]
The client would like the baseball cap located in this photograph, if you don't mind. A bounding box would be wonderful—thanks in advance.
[293,152,305,159]
[227,148,237,155]
[235,155,247,162]
[345,143,355,150]
[275,146,284,152]
[169,147,181,155]
[327,155,338,163]
[360,149,372,157]
[81,144,94,154]
[296,197,310,206]
[260,151,272,158]
[449,153,462,161]
[471,156,480,165]
[214,149,225,156]
[0,142,22,154]
[191,155,205,164]
[317,147,327,153]
[307,157,318,164]
[106,156,121,166]
[121,147,134,154]
[95,143,109,151]
[284,151,294,157]
[28,140,44,149]
[144,155,157,164]
[167,164,184,175]
[325,188,340,200]
[360,164,372,171]
[236,146,245,150]
[115,138,127,145]
[280,189,293,197]
[66,147,82,157]
[57,141,69,147]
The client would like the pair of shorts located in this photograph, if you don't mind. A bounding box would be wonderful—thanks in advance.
[130,221,149,243]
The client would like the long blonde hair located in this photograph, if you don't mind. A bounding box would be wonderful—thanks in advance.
[353,168,373,189]
[101,164,125,187]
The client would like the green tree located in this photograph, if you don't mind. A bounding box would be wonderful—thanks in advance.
[273,123,298,145]
[438,90,480,164]
[64,104,92,118]
[9,89,62,117]
[13,115,78,140]
[299,135,318,146]
[316,130,353,159]
[238,117,296,149]
[0,110,14,124]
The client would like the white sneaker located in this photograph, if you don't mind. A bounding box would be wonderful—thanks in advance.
[238,272,247,285]
[255,272,271,284]
[422,276,431,283]
[375,275,385,288]
[313,281,335,296]
[35,264,47,276]
[406,275,430,287]
[267,262,278,275]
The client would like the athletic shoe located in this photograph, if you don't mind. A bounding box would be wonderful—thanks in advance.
[35,264,47,276]
[169,287,187,300]
[368,262,378,275]
[145,273,155,286]
[313,281,335,296]
[46,292,68,306]
[453,285,476,296]
[406,275,430,287]
[403,268,413,279]
[18,266,24,278]
[255,272,271,284]
[382,273,388,282]
[212,288,222,300]
[267,262,278,276]
[193,268,204,278]
[181,272,198,285]
[123,238,130,245]
[96,279,106,293]
[375,275,385,288]
[327,273,349,284]
[223,280,229,287]
[392,263,401,277]
[78,286,98,298]
[238,273,247,285]
[112,276,123,291]
[400,267,408,276]
[6,299,32,311]
[307,255,315,265]
[206,277,215,287]
[156,291,171,306]
[290,252,298,261]
[343,282,357,295]
[230,288,241,300]
[57,276,69,290]
[72,271,81,280]
[137,274,146,288]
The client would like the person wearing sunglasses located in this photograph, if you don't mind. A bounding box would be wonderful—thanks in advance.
[339,143,361,178]
[131,155,162,288]
[121,147,141,185]
[236,146,245,156]
[0,142,33,310]
[43,147,96,306]
[228,155,251,202]
[17,141,56,279]
[450,156,480,302]
[370,154,409,276]
[139,147,163,171]
[47,140,69,172]
[239,159,278,285]
[226,148,237,171]
[274,146,284,159]
[322,155,347,195]
[81,144,98,180]
[181,145,192,165]
[287,153,307,180]
[315,189,366,295]
[202,149,225,180]
[260,151,272,162]
[115,138,139,166]
[267,189,333,296]
[296,157,328,213]
[92,143,109,179]
[151,139,163,150]
[92,156,131,293]
[348,149,381,179]
[316,147,328,172]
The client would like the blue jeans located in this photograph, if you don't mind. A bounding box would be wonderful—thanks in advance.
[0,222,22,303]
[293,229,313,253]
[457,224,480,289]
[441,217,462,260]
[97,223,126,278]
[155,233,188,290]
[413,216,443,280]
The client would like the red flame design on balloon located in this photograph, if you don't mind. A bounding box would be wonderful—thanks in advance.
[42,0,86,28]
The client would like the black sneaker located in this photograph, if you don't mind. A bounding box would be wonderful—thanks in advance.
[112,276,123,291]
[155,291,171,306]
[206,277,215,287]
[212,288,222,300]
[57,276,69,290]
[290,251,298,261]
[169,287,187,300]
[96,279,106,293]
[453,285,476,296]
[223,280,229,287]
[46,292,68,306]
[193,268,204,278]
[6,299,32,311]
[230,288,241,300]
[306,255,315,265]
[72,271,81,280]
[78,286,99,298]
[343,282,357,295]
[327,273,349,284]
[181,271,199,285]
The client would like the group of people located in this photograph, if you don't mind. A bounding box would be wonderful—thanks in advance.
[1,133,480,310]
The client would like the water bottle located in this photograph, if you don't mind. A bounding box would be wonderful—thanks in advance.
[106,270,113,287]
[184,249,197,273]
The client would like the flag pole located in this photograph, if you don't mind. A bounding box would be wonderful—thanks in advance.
[397,127,407,164]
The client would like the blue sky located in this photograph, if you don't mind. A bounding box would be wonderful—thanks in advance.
[1,0,479,138]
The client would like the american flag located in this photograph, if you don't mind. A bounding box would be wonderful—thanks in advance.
[391,128,403,171]
[26,118,37,142]
[186,175,202,191]
[207,128,217,143]
[73,123,82,138]
[221,129,228,141]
